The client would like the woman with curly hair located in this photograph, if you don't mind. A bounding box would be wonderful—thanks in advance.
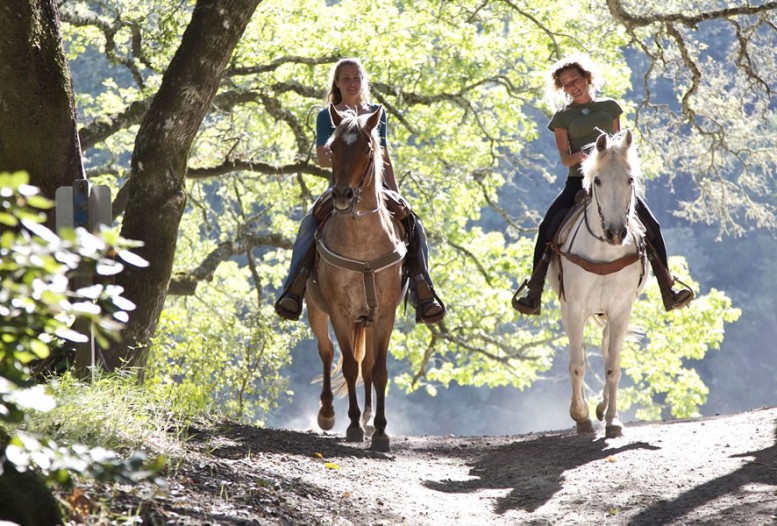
[513,55,693,315]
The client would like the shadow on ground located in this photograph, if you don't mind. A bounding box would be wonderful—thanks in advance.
[423,432,660,514]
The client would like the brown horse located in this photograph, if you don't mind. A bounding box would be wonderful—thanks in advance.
[305,104,406,452]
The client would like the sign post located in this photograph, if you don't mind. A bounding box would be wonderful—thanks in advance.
[55,179,112,378]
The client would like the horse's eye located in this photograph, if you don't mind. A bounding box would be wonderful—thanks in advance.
[594,177,601,187]
[628,177,634,185]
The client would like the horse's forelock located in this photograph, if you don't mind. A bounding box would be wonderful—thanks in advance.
[581,135,642,197]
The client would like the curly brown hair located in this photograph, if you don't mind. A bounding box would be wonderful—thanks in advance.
[545,54,604,107]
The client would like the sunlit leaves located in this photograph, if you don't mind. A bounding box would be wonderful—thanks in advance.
[59,0,746,421]
[0,171,142,409]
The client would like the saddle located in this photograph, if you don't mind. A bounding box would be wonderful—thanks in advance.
[552,189,589,248]
[549,189,646,300]
[312,187,411,222]
[312,185,414,267]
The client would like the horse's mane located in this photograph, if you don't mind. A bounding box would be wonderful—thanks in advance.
[327,109,385,188]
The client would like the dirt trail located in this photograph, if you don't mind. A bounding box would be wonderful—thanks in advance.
[79,407,777,525]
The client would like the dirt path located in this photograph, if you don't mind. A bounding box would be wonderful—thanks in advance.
[80,407,777,525]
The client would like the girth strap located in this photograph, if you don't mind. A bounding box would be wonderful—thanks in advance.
[315,235,407,325]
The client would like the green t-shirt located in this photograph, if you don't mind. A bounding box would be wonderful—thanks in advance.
[547,98,623,177]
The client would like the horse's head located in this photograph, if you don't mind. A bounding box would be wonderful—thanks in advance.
[327,103,384,215]
[582,130,644,245]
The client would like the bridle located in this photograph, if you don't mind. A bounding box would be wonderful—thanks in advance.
[583,174,636,244]
[332,132,380,219]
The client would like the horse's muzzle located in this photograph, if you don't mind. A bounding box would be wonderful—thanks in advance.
[332,185,357,214]
[605,227,628,245]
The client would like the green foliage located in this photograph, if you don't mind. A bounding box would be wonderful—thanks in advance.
[617,258,740,420]
[144,205,306,423]
[0,172,135,416]
[16,371,175,487]
[0,172,163,489]
[58,0,748,423]
[6,431,165,487]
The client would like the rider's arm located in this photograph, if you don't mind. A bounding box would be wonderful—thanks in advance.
[317,145,332,168]
[554,128,587,167]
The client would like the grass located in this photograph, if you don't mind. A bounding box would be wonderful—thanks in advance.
[14,369,214,457]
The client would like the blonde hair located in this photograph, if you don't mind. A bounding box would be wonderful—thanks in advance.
[325,58,372,105]
[545,54,604,108]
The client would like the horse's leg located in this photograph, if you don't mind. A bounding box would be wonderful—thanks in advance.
[308,301,335,431]
[369,320,392,452]
[333,320,364,443]
[361,326,376,435]
[603,314,630,438]
[564,307,593,433]
[596,322,611,422]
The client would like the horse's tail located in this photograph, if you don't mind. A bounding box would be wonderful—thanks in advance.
[595,313,645,343]
[330,321,367,398]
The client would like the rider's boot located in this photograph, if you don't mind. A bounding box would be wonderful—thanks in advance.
[648,248,694,311]
[275,266,310,320]
[412,271,445,324]
[275,217,317,320]
[512,247,552,315]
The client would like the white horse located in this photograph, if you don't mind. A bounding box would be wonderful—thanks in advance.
[548,130,648,439]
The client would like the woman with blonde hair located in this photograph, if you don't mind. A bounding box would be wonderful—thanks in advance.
[275,58,445,323]
[513,55,693,314]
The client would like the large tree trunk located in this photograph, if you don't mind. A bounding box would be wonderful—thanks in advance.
[0,0,83,224]
[105,0,261,370]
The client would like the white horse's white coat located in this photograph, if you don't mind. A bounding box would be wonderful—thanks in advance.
[548,131,647,438]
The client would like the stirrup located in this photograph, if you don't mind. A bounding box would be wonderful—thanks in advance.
[511,280,541,315]
[417,297,445,324]
[275,294,302,320]
[668,277,695,310]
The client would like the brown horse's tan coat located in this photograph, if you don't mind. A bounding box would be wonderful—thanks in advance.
[305,104,405,452]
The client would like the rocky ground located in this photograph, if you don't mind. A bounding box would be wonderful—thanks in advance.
[62,406,777,525]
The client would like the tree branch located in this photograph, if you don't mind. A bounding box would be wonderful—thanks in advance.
[168,233,291,296]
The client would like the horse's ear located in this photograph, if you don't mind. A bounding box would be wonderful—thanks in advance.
[622,129,633,148]
[365,104,383,132]
[329,103,343,127]
[596,133,608,152]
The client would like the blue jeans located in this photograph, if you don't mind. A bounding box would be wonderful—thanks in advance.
[280,211,318,292]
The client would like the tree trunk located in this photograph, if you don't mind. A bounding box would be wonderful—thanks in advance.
[105,0,261,370]
[0,0,83,225]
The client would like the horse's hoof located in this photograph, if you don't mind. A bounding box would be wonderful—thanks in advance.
[361,407,373,427]
[318,411,335,431]
[605,425,623,439]
[364,423,376,437]
[370,434,390,453]
[345,426,365,443]
[576,420,595,434]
